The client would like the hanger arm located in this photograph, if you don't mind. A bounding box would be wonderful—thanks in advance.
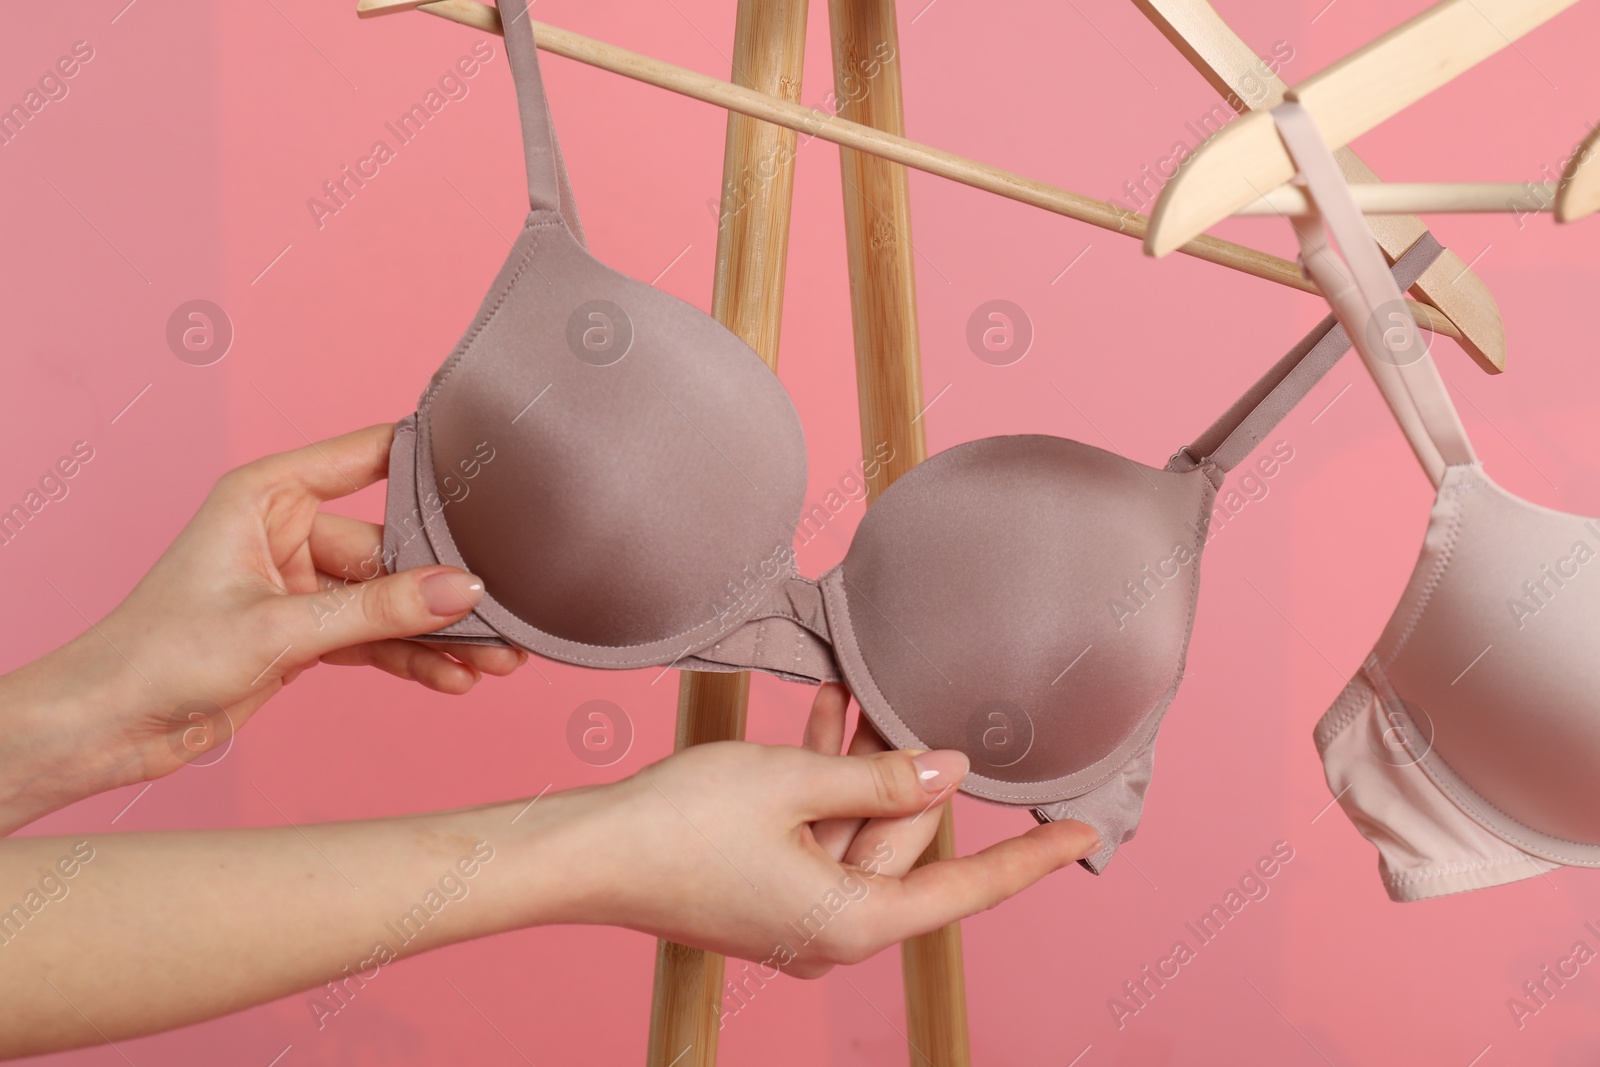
[1129,0,1275,108]
[1131,0,1507,371]
[1145,0,1583,259]
[352,0,1466,341]
[1238,181,1561,215]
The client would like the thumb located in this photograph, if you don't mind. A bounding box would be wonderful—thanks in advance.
[272,565,486,661]
[797,746,970,822]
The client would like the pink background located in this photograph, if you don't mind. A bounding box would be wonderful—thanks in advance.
[5,0,1600,1062]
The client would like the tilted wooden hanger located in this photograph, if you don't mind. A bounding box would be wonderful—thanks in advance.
[1556,122,1600,221]
[1130,0,1508,372]
[1145,0,1586,257]
[1234,181,1571,215]
[353,0,1475,344]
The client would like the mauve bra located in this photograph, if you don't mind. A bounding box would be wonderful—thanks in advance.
[383,0,1462,875]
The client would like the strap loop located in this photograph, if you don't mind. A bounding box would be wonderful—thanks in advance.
[1271,101,1477,486]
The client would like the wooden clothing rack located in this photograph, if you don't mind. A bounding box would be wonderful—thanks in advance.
[350,0,1554,1062]
[645,3,962,1061]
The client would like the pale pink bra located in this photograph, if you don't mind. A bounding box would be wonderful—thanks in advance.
[1272,102,1600,901]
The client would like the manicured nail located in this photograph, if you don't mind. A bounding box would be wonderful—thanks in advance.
[911,749,968,792]
[421,571,485,616]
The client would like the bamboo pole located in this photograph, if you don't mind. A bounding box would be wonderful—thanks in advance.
[356,0,1466,342]
[643,2,808,1065]
[826,1,969,1064]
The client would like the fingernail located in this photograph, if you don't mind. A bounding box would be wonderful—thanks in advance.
[911,749,968,792]
[421,571,485,616]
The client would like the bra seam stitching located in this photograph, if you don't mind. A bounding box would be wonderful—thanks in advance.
[421,217,562,410]
[1367,651,1595,866]
[1422,754,1591,866]
[1312,677,1368,753]
[1385,854,1549,885]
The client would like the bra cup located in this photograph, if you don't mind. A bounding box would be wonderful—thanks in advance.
[423,215,807,648]
[1384,466,1600,846]
[832,435,1213,801]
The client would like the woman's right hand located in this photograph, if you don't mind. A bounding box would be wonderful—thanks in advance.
[0,685,1097,1057]
[0,423,521,833]
[554,686,1099,978]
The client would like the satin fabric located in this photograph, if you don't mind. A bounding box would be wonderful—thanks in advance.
[1277,100,1600,901]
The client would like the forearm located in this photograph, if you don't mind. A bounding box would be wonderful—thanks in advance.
[0,788,605,1058]
[0,632,138,834]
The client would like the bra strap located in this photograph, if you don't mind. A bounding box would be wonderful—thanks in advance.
[1170,233,1444,475]
[1271,101,1477,487]
[497,0,586,242]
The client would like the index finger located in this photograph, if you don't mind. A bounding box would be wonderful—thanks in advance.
[863,820,1100,944]
[235,422,397,502]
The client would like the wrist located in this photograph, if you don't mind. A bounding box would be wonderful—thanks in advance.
[476,780,631,931]
[0,630,147,832]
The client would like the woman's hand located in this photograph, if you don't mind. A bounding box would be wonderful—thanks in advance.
[0,423,522,831]
[560,685,1101,979]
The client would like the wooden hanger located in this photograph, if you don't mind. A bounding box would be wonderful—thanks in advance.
[1131,0,1507,372]
[352,0,1468,342]
[1234,182,1562,215]
[1556,123,1600,221]
[1145,0,1584,258]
